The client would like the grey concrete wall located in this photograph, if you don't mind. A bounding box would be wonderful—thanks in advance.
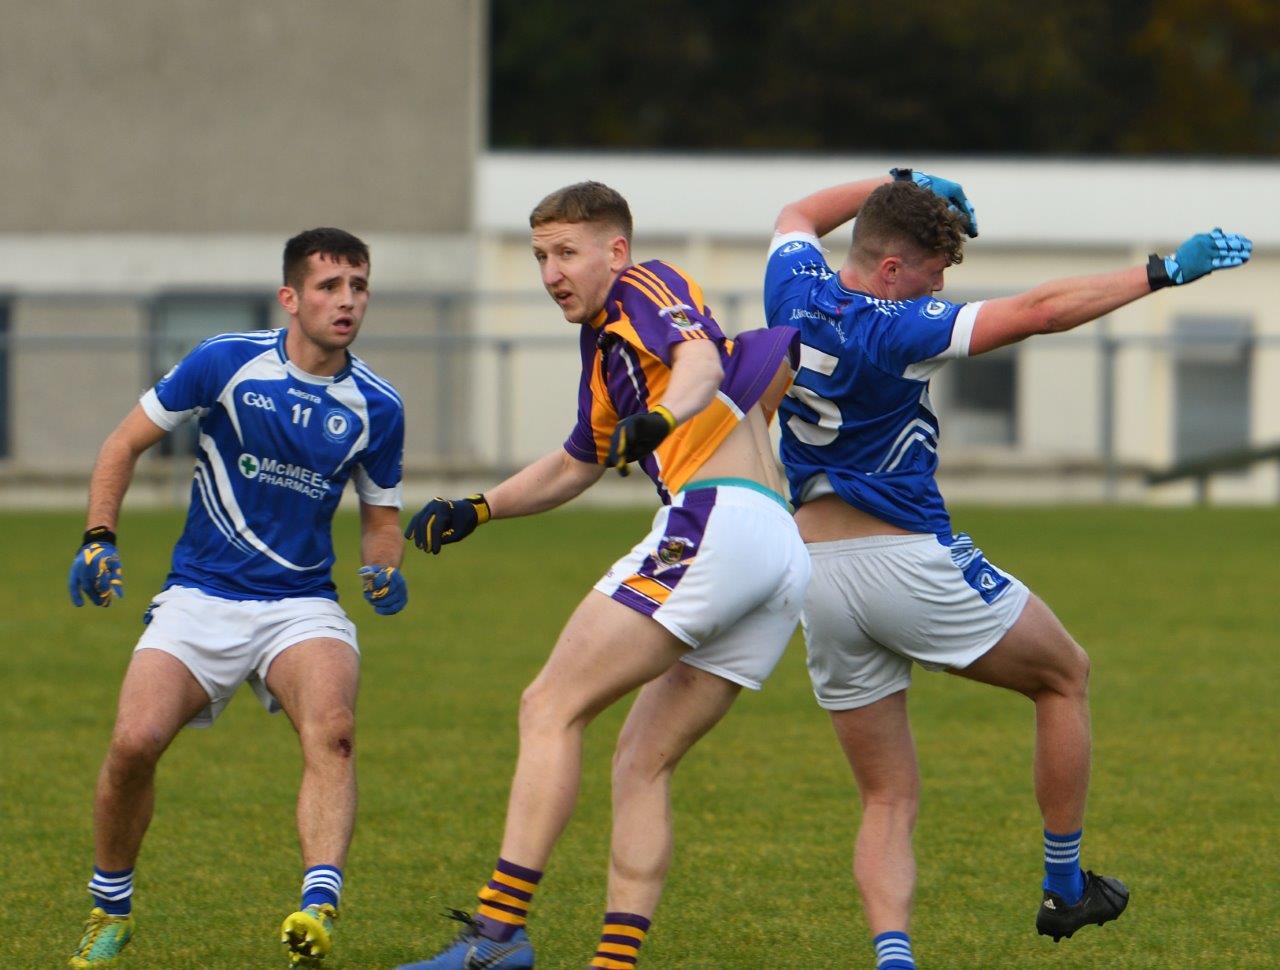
[1,0,482,232]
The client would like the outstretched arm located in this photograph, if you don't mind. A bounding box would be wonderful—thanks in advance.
[486,448,607,519]
[970,229,1253,356]
[404,449,604,555]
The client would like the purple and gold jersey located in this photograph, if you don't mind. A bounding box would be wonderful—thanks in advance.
[563,260,798,502]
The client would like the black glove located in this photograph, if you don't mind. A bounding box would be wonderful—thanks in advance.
[404,494,490,554]
[605,406,677,477]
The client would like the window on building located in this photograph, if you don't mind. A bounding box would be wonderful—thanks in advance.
[149,294,272,455]
[936,347,1017,446]
[1173,316,1252,463]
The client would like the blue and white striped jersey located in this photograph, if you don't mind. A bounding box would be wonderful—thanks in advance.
[763,231,983,540]
[140,328,404,601]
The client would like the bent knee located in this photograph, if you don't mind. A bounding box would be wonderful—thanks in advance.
[612,735,678,788]
[107,727,168,774]
[518,679,589,737]
[1041,640,1090,698]
[299,708,357,757]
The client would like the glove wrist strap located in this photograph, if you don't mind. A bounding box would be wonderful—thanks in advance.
[82,526,117,547]
[652,405,677,433]
[467,493,492,524]
[1146,253,1173,291]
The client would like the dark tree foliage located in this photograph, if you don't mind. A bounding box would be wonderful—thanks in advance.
[489,0,1280,156]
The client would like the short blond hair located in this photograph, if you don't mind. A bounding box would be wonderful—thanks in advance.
[529,181,633,242]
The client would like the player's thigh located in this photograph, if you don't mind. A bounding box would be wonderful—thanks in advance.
[829,690,919,800]
[803,544,912,711]
[111,648,211,756]
[951,593,1088,697]
[525,590,688,726]
[613,661,741,780]
[265,637,361,726]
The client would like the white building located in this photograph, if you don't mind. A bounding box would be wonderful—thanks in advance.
[1,1,1275,505]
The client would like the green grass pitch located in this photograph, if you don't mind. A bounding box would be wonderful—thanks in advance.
[3,506,1277,968]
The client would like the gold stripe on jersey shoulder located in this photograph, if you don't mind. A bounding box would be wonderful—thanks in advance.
[620,270,669,308]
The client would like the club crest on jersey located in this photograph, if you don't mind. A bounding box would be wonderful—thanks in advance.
[660,303,703,333]
[323,410,351,442]
[779,240,805,255]
[653,534,696,573]
[922,299,952,319]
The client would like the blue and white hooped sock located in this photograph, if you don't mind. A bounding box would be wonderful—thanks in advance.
[88,866,134,916]
[301,864,343,910]
[873,930,916,969]
[1043,828,1085,904]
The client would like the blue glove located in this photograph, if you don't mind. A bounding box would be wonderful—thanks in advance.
[605,406,677,477]
[1148,228,1253,288]
[891,167,979,237]
[68,528,124,607]
[359,565,407,615]
[404,493,490,555]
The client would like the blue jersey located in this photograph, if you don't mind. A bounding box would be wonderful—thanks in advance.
[763,232,982,540]
[139,328,404,601]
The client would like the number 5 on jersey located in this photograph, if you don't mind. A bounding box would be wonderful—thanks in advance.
[787,343,842,446]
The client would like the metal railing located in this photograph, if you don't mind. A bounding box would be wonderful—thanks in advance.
[0,289,1276,503]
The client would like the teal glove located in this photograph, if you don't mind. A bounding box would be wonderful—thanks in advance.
[1148,228,1253,288]
[69,527,124,607]
[891,167,978,237]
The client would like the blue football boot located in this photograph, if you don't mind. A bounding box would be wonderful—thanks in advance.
[393,909,534,970]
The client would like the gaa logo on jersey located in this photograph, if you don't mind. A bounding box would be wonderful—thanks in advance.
[323,410,352,442]
[923,299,952,319]
[238,453,261,479]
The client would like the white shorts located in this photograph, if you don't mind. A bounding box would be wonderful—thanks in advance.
[594,481,810,691]
[135,585,359,727]
[803,532,1029,710]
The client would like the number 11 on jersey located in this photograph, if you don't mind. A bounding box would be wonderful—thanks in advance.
[291,403,312,427]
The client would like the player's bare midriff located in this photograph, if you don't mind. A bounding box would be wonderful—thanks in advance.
[689,360,790,496]
[793,493,915,543]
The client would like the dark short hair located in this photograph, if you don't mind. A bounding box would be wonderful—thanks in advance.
[529,181,633,242]
[852,182,966,267]
[283,228,370,288]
